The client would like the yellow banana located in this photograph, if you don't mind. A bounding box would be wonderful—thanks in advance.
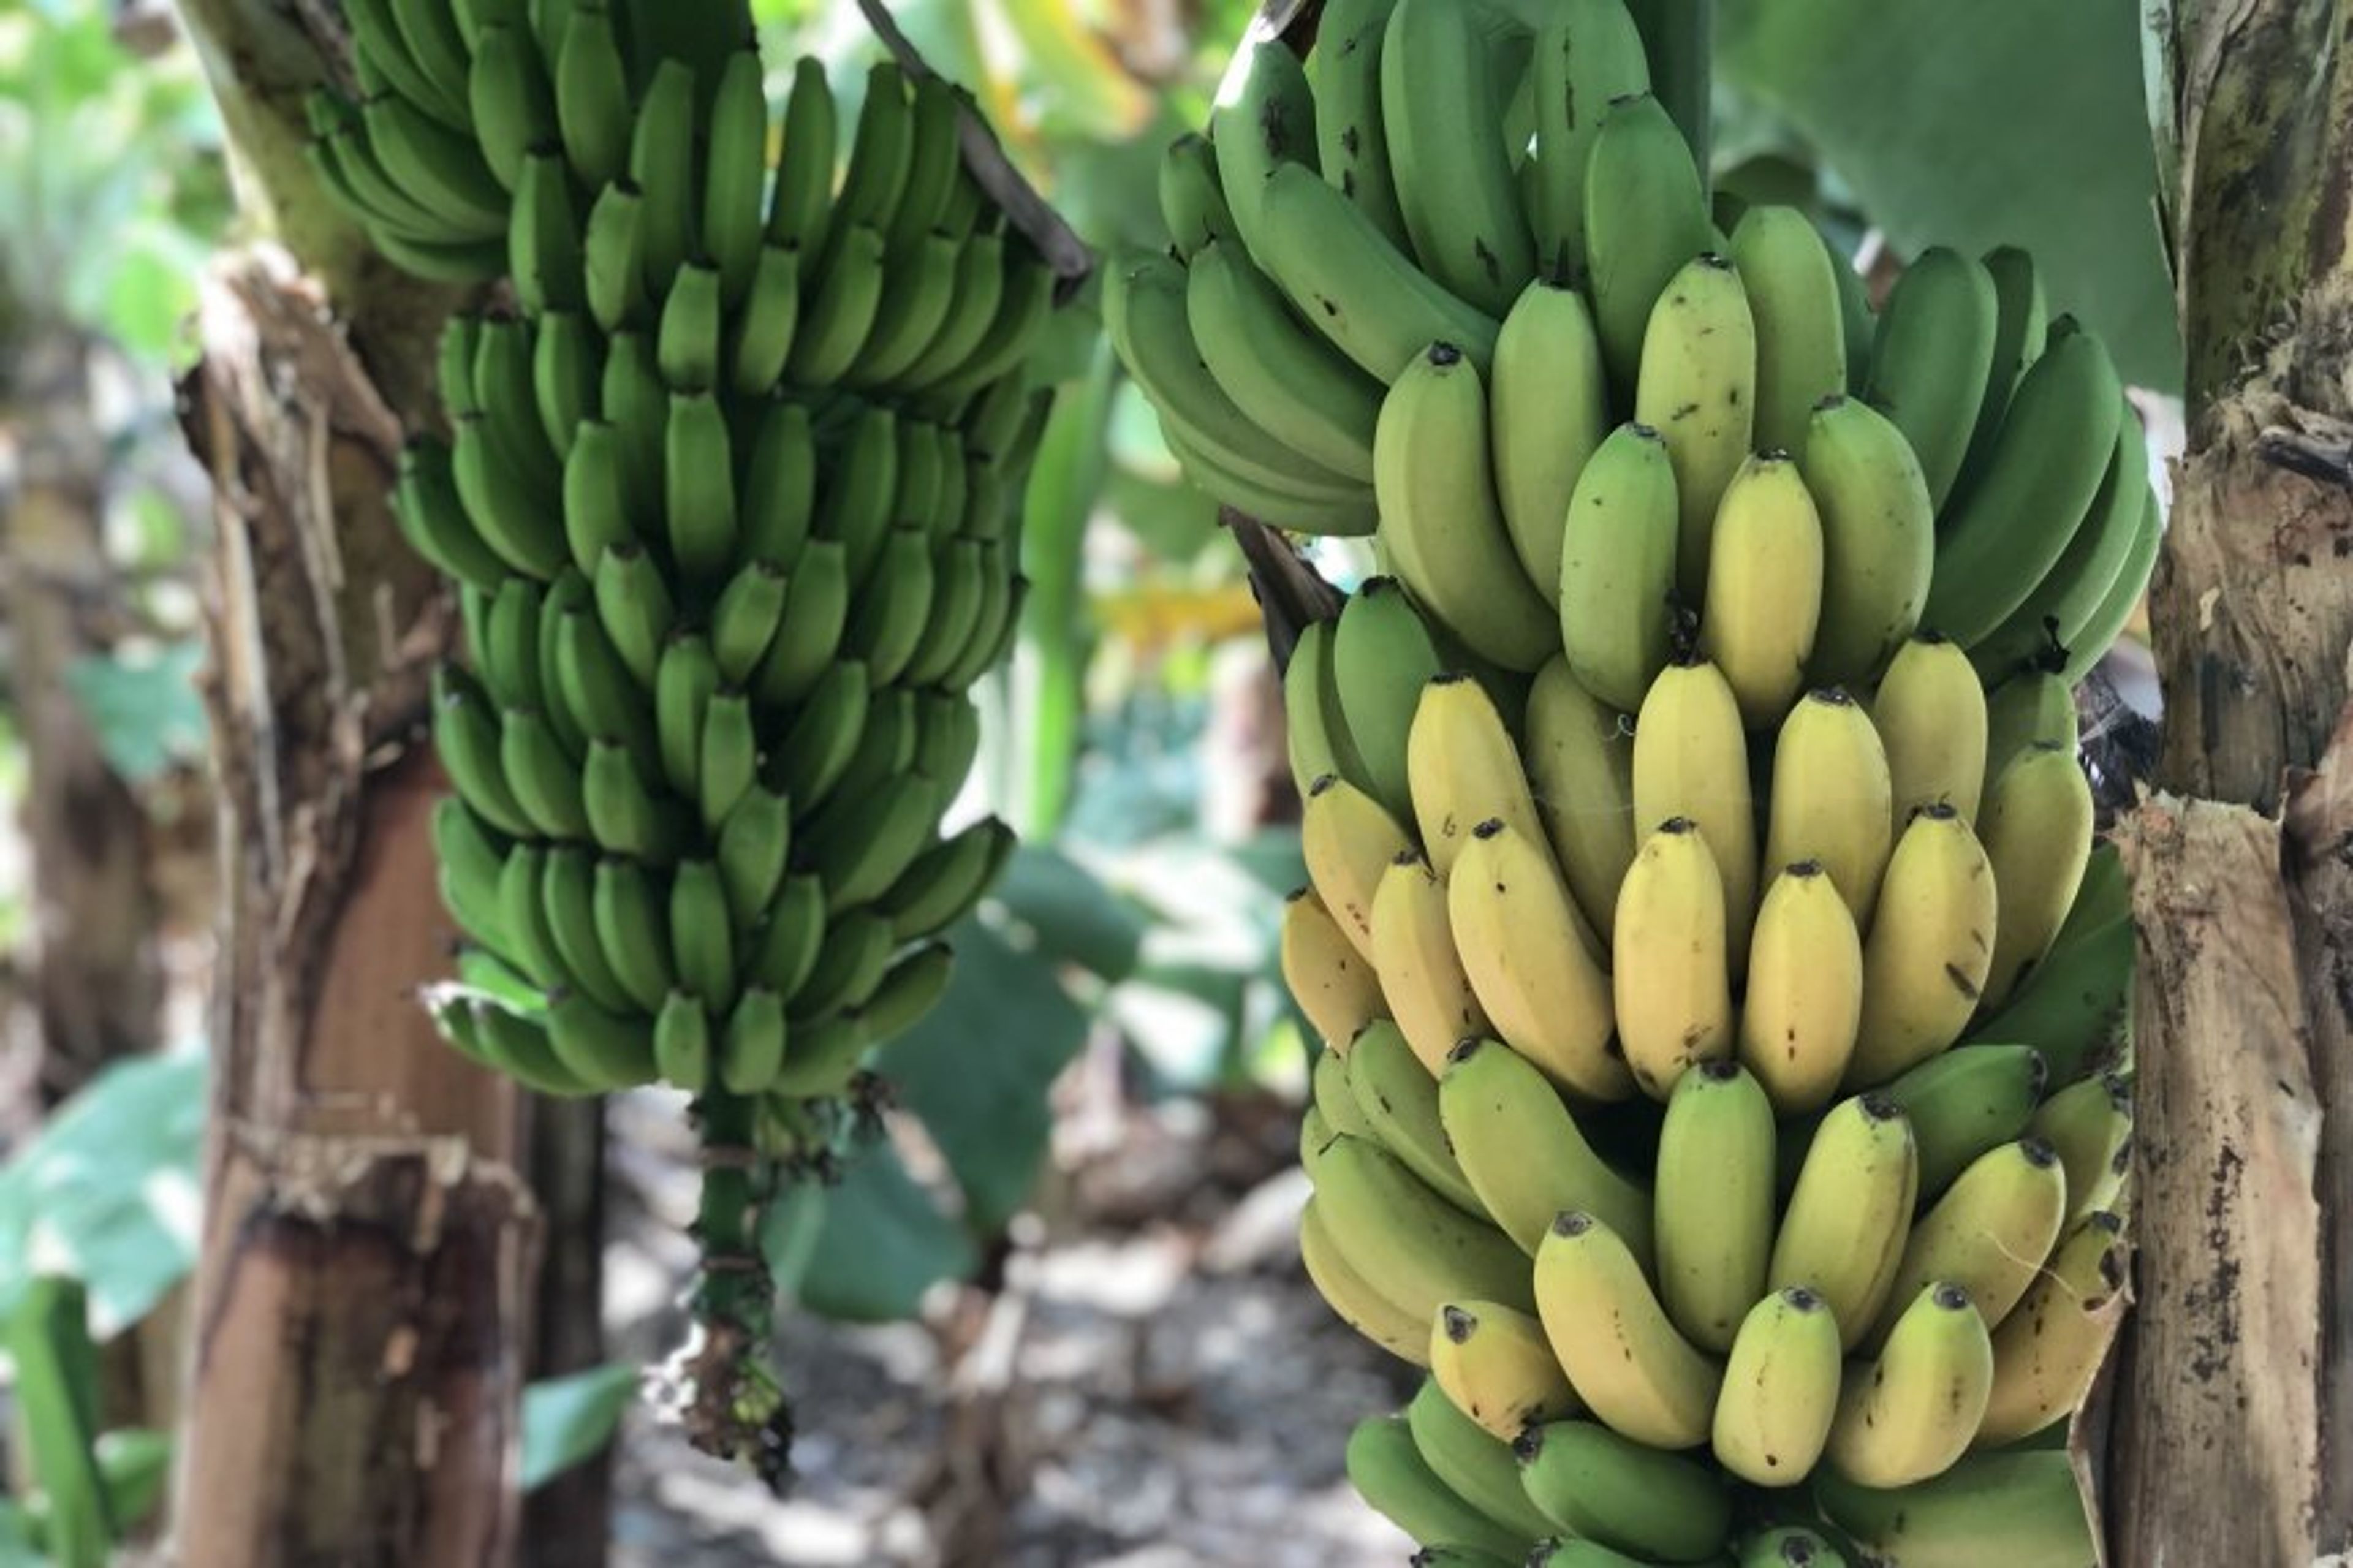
[1700,453,1824,730]
[1980,669,2077,807]
[1281,886,1389,1048]
[1979,743,2095,1010]
[1301,773,1415,959]
[1533,1211,1722,1450]
[1827,1281,1994,1488]
[1846,804,1999,1085]
[2026,1072,2134,1223]
[1346,1020,1487,1214]
[1631,659,1758,966]
[1312,1132,1534,1323]
[1430,1300,1581,1442]
[1870,1138,2069,1349]
[1976,1210,2128,1446]
[1769,1093,1919,1350]
[1762,688,1893,929]
[1739,862,1863,1115]
[1710,1286,1843,1488]
[1448,820,1624,1099]
[1871,632,1990,824]
[1300,1197,1433,1365]
[1370,852,1490,1075]
[1522,654,1639,942]
[1613,818,1734,1100]
[1407,672,1548,878]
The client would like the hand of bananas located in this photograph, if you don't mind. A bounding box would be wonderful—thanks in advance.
[1121,0,2150,1561]
[311,0,1058,1468]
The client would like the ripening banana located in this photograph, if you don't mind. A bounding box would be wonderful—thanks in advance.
[1763,689,1893,928]
[1311,1133,1534,1325]
[1439,1037,1653,1260]
[1701,453,1824,729]
[1770,1094,1919,1350]
[1282,887,1389,1047]
[1370,852,1491,1075]
[1300,1198,1433,1365]
[1826,1281,1994,1488]
[1631,660,1758,967]
[1346,1020,1487,1214]
[1796,395,1935,687]
[1980,670,2077,806]
[1521,655,1638,941]
[1534,1211,1722,1450]
[1449,820,1624,1099]
[1730,204,1849,455]
[1430,1300,1581,1441]
[1345,1415,1530,1562]
[1517,1418,1733,1563]
[1976,1210,2128,1446]
[1979,743,2096,1009]
[1376,344,1559,670]
[1846,804,1999,1085]
[1556,422,1681,715]
[1634,253,1757,601]
[1613,818,1735,1099]
[1380,0,1536,314]
[1404,1380,1559,1545]
[1490,279,1610,603]
[1710,1286,1843,1489]
[1332,577,1444,822]
[1871,632,1990,825]
[1653,1061,1778,1352]
[1881,1043,2048,1202]
[1814,1450,2098,1568]
[2027,1072,2134,1223]
[1870,1138,2069,1349]
[1408,673,1548,877]
[1526,0,1650,276]
[1583,94,1713,388]
[1302,773,1415,959]
[1740,863,1863,1115]
[1863,247,1999,512]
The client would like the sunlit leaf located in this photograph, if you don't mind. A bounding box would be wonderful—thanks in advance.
[519,1363,638,1491]
[789,1140,979,1321]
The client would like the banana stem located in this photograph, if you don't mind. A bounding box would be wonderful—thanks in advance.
[681,1088,792,1483]
[1632,0,1714,191]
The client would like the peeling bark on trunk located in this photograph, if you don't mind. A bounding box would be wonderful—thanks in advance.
[522,1099,609,1568]
[2113,1,2353,1559]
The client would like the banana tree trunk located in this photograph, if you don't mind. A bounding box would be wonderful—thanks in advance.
[165,2,544,1561]
[2108,1,2353,1559]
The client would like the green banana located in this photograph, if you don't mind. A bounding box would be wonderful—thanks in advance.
[1380,0,1535,314]
[1795,395,1934,686]
[1863,246,1999,511]
[1490,279,1610,604]
[1583,94,1712,388]
[1517,1418,1733,1562]
[1730,205,1848,454]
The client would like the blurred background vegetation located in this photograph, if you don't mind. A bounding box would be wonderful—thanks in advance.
[0,0,2169,1561]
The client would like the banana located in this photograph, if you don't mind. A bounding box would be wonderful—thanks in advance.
[347,0,466,127]
[847,232,964,390]
[1976,1210,2129,1446]
[2057,480,2161,687]
[1583,94,1713,388]
[506,149,584,315]
[1965,900,2132,1084]
[1316,1042,1381,1141]
[433,667,534,838]
[664,393,738,584]
[749,876,827,1000]
[1925,327,2126,648]
[581,183,648,335]
[1449,820,1622,1096]
[1710,1286,1843,1489]
[1612,818,1734,1099]
[709,561,786,685]
[1871,632,1989,825]
[1533,1211,1721,1450]
[653,633,718,801]
[1738,1527,1848,1567]
[1439,1037,1651,1260]
[538,847,636,1015]
[356,93,507,237]
[582,739,683,863]
[1311,1133,1534,1324]
[1377,345,1558,670]
[653,991,711,1093]
[1525,1543,1667,1568]
[1955,245,2052,493]
[551,0,629,187]
[1555,422,1680,714]
[1770,1093,1919,1350]
[1795,395,1935,687]
[479,576,544,712]
[1488,280,1610,604]
[392,441,510,593]
[1634,253,1757,600]
[768,1012,873,1098]
[624,59,695,297]
[466,21,555,194]
[1764,688,1894,927]
[790,910,893,1023]
[1159,132,1236,256]
[1283,888,1389,1048]
[1740,863,1863,1116]
[591,857,676,1016]
[1406,674,1547,877]
[554,597,660,771]
[1813,1450,2096,1568]
[657,260,724,393]
[1521,656,1637,941]
[1406,1381,1559,1545]
[877,816,1015,944]
[1380,0,1535,314]
[718,987,790,1093]
[1302,773,1413,958]
[1188,240,1382,483]
[831,61,915,240]
[1412,1549,1520,1568]
[698,48,770,303]
[1870,1138,2068,1348]
[1881,1043,2048,1202]
[431,796,510,949]
[1826,1281,1994,1488]
[1300,1199,1431,1365]
[1517,1417,1733,1563]
[1630,659,1757,967]
[862,944,956,1042]
[768,56,838,255]
[450,415,567,580]
[917,252,1057,409]
[1846,805,2000,1083]
[785,224,889,387]
[843,526,935,683]
[1981,669,2078,806]
[1978,418,2153,689]
[1210,34,1319,262]
[1701,453,1824,727]
[1249,162,1502,381]
[1344,1415,1528,1562]
[1863,247,1999,511]
[493,844,569,991]
[598,331,665,520]
[1330,578,1442,820]
[1430,1301,1579,1441]
[468,998,595,1096]
[1980,744,2096,1010]
[531,312,599,463]
[1346,1021,1486,1215]
[1730,205,1849,454]
[697,692,757,833]
[752,542,850,708]
[1370,852,1491,1075]
[1654,1060,1778,1352]
[1311,0,1409,247]
[545,991,657,1091]
[1526,0,1650,277]
[2028,1072,2133,1223]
